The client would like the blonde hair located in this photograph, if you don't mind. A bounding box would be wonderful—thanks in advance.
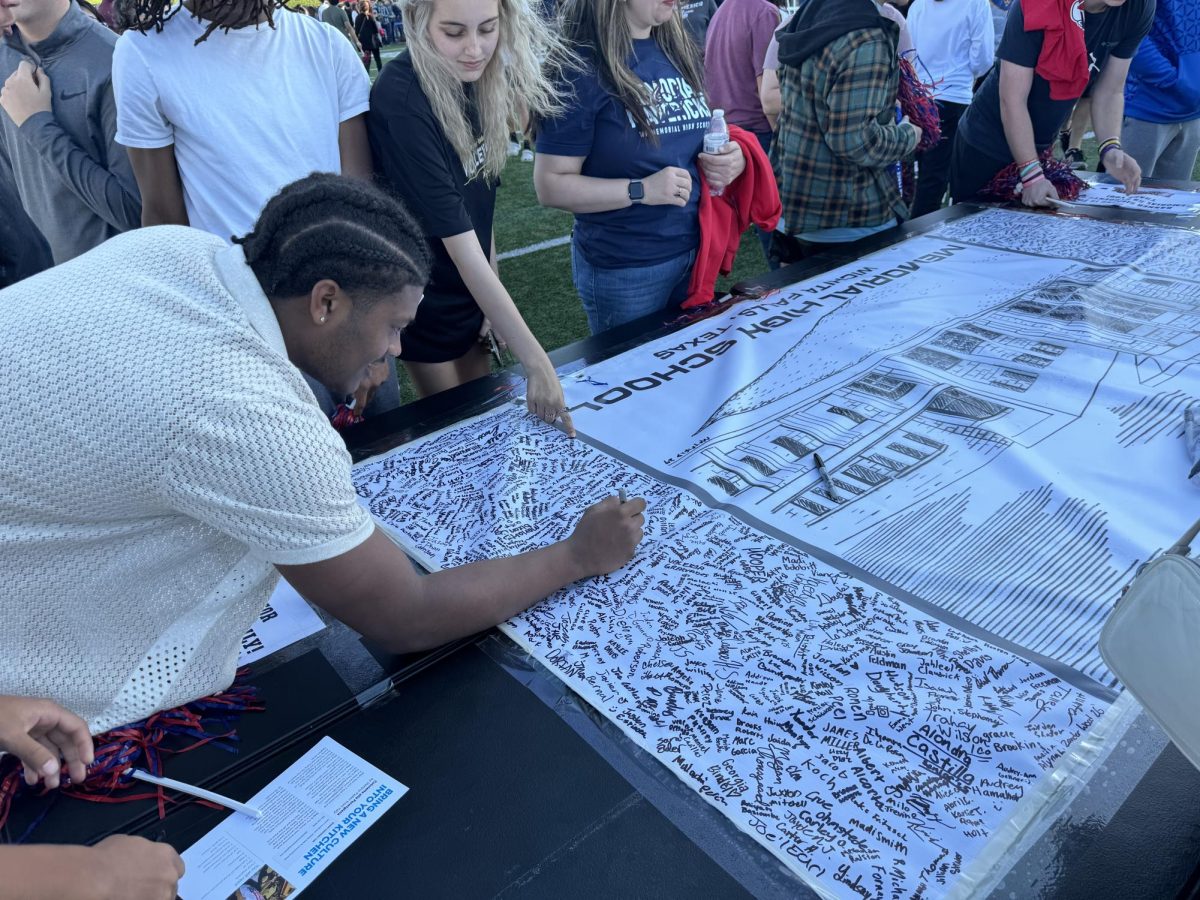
[400,0,574,182]
[557,0,704,140]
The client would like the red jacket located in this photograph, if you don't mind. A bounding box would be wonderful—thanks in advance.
[1024,0,1089,101]
[683,124,782,309]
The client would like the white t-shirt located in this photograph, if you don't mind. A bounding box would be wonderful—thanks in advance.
[877,3,915,57]
[908,0,996,105]
[990,1,1008,52]
[113,9,370,241]
[0,227,374,733]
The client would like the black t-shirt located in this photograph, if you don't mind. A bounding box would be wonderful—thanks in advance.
[367,52,496,307]
[355,11,380,49]
[0,174,50,289]
[958,0,1155,161]
[681,0,717,49]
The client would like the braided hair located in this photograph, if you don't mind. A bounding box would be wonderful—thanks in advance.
[234,174,431,306]
[126,0,284,44]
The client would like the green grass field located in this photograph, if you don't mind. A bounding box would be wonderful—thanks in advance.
[373,44,1200,403]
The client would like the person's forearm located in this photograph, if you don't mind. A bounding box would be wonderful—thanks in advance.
[0,845,105,900]
[1000,96,1039,165]
[141,196,187,227]
[824,48,919,166]
[384,540,580,652]
[18,115,141,232]
[361,537,587,654]
[534,171,632,214]
[1089,85,1124,143]
[827,119,916,168]
[128,146,188,227]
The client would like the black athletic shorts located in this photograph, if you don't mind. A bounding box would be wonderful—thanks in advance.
[397,289,486,364]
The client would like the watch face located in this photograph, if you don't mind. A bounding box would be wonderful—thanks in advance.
[629,180,645,201]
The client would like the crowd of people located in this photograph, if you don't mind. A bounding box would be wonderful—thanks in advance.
[0,0,1197,895]
[1,0,1196,405]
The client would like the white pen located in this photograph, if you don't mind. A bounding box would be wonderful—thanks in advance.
[618,488,628,504]
[1044,197,1082,211]
[127,769,263,819]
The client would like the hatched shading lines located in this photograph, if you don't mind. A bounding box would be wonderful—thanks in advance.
[847,485,1126,685]
[1110,389,1193,447]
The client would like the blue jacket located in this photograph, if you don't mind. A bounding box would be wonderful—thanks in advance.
[1125,0,1200,124]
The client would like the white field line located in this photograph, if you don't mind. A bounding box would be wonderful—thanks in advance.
[497,235,571,261]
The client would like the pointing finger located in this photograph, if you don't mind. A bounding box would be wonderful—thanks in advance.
[558,406,575,438]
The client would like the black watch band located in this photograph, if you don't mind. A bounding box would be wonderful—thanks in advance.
[628,179,645,204]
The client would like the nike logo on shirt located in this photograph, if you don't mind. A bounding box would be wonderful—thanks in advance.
[59,89,86,100]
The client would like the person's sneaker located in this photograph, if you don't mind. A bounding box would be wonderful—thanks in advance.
[1064,147,1086,169]
[507,140,520,157]
[1059,130,1071,155]
[520,148,534,162]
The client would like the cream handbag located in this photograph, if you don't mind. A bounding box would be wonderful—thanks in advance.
[1100,518,1200,771]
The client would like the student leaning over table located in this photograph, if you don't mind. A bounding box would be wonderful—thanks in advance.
[0,6,166,894]
[533,0,747,336]
[0,695,185,899]
[368,0,576,434]
[949,0,1155,207]
[0,174,645,742]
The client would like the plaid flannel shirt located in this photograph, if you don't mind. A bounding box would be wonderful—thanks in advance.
[771,27,918,234]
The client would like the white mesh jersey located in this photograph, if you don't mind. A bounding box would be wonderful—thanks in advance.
[0,227,374,733]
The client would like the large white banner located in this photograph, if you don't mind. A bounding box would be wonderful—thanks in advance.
[561,209,1200,686]
[352,408,1117,900]
[1068,181,1200,217]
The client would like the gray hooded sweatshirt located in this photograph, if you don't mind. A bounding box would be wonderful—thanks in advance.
[0,1,140,263]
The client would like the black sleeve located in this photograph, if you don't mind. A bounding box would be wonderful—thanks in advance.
[0,177,50,289]
[1113,0,1156,59]
[369,79,474,240]
[996,0,1042,69]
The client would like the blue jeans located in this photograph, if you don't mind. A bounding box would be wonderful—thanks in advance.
[572,242,696,335]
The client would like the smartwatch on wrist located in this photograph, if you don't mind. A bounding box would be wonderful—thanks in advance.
[628,179,645,204]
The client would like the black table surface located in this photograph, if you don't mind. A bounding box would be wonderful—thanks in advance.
[12,189,1200,899]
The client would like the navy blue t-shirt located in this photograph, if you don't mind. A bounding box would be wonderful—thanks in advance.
[537,40,711,269]
[958,0,1154,161]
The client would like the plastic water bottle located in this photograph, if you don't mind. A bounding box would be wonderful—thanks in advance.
[704,109,729,197]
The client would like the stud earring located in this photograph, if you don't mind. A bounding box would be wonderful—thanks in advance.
[320,315,327,323]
